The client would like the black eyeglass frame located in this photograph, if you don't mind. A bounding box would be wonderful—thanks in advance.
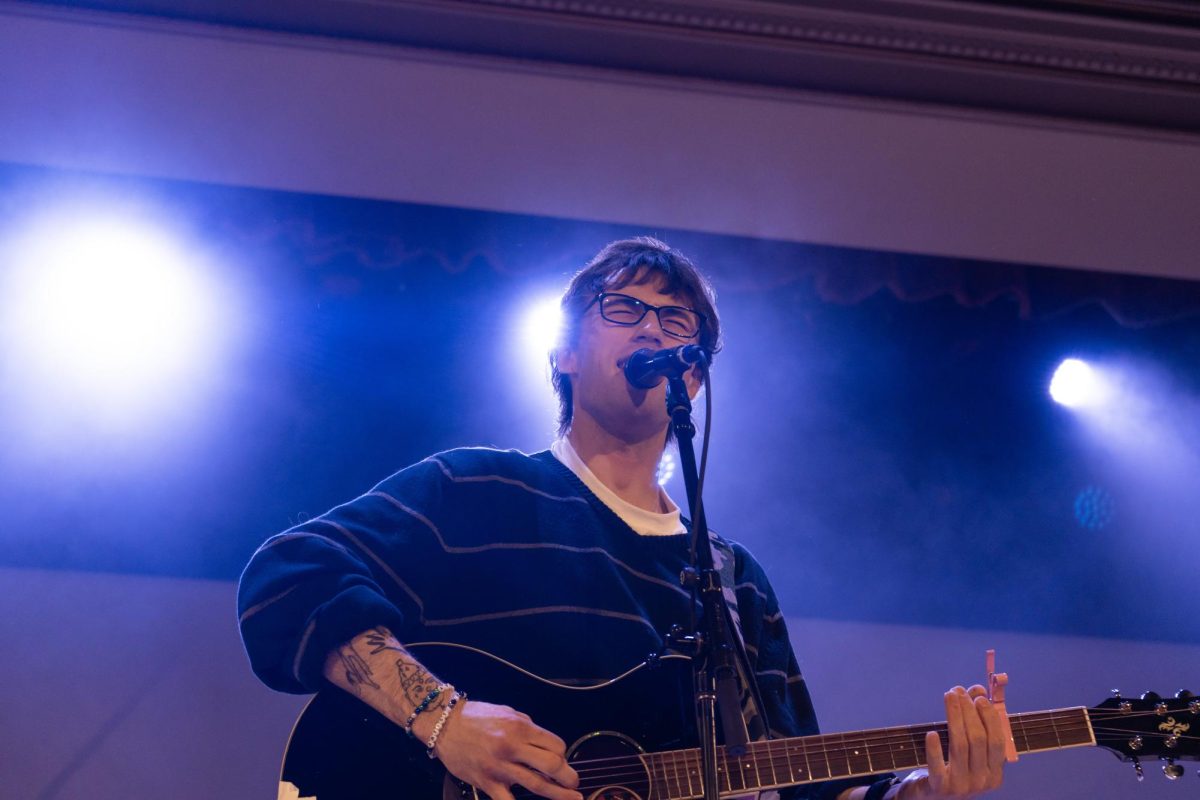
[585,291,707,341]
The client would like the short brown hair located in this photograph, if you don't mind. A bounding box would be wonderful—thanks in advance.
[550,237,722,436]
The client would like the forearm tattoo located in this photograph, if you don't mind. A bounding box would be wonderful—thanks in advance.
[351,627,447,713]
[397,661,445,709]
[337,648,381,694]
[365,625,403,655]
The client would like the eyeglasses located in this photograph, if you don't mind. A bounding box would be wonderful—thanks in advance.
[587,292,706,341]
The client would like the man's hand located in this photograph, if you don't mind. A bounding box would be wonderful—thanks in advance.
[896,685,1006,799]
[422,698,582,800]
[324,627,581,800]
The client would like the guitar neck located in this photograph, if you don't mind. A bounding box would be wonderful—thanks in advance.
[641,708,1094,799]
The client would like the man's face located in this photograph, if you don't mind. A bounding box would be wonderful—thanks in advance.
[557,279,703,443]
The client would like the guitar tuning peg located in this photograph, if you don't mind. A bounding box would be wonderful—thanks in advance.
[1131,757,1144,782]
[1140,691,1161,702]
[1163,760,1184,780]
[1175,689,1194,699]
[1111,689,1122,698]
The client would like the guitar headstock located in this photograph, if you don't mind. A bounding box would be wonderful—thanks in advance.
[1088,691,1200,781]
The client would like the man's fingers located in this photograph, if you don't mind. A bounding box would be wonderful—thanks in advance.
[925,729,947,789]
[518,744,580,790]
[505,763,584,800]
[524,726,570,760]
[958,690,989,779]
[977,696,1008,788]
[945,688,969,772]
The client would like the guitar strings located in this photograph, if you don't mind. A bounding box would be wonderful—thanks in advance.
[547,718,1194,790]
[560,718,1091,776]
[565,706,1181,776]
[507,710,1195,794]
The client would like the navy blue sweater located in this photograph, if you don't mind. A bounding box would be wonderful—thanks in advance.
[239,448,881,799]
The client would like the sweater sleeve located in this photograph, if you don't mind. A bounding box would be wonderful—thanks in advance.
[730,542,894,800]
[237,457,446,694]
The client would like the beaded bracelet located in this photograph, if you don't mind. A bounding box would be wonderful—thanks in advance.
[404,683,451,737]
[426,691,466,759]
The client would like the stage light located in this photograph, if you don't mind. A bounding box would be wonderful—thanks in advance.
[1050,358,1100,408]
[1074,485,1115,530]
[0,210,230,426]
[656,450,676,487]
[520,295,565,366]
[501,291,567,440]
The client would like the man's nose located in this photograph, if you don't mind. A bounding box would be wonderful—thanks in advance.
[633,312,665,345]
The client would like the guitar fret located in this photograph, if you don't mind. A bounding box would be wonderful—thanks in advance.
[845,734,872,777]
[1049,714,1063,749]
[765,739,779,787]
[828,734,852,778]
[1010,717,1026,754]
[885,727,902,771]
[750,743,763,788]
[682,750,695,799]
[893,726,917,770]
[803,736,818,780]
[814,736,832,779]
[666,751,682,800]
[649,753,666,800]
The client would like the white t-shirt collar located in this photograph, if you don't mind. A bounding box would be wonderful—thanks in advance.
[550,437,686,537]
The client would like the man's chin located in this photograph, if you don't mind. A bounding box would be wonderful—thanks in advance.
[597,411,669,445]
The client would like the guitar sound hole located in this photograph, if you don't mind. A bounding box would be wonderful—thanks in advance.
[586,788,644,800]
[569,731,652,800]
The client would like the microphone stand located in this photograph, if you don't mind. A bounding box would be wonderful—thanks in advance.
[661,368,752,800]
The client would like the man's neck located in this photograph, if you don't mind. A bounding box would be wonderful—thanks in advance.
[565,418,667,514]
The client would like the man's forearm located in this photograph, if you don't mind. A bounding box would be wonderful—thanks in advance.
[323,625,451,742]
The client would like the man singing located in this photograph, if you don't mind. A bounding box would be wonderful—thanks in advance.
[239,237,1007,800]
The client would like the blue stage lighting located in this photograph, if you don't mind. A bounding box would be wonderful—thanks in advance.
[1,211,229,423]
[520,295,564,365]
[1050,358,1099,408]
[1074,485,1115,530]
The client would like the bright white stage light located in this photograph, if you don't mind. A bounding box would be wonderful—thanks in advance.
[656,450,676,487]
[1,211,228,422]
[1050,358,1101,408]
[520,295,565,365]
[502,291,568,434]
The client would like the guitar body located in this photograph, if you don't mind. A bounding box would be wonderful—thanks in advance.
[281,644,696,800]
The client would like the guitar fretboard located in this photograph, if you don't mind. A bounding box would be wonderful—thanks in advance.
[631,708,1093,799]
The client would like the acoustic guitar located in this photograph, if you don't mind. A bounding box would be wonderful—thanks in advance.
[280,643,1199,800]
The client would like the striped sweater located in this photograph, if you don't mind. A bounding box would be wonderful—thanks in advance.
[238,447,877,799]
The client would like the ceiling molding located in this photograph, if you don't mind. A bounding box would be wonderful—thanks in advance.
[19,0,1200,132]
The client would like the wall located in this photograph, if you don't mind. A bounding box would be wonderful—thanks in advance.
[0,2,1198,282]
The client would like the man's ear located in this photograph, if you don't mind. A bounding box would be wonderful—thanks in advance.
[555,346,578,376]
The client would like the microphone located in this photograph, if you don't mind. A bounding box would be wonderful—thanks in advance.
[623,345,708,389]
